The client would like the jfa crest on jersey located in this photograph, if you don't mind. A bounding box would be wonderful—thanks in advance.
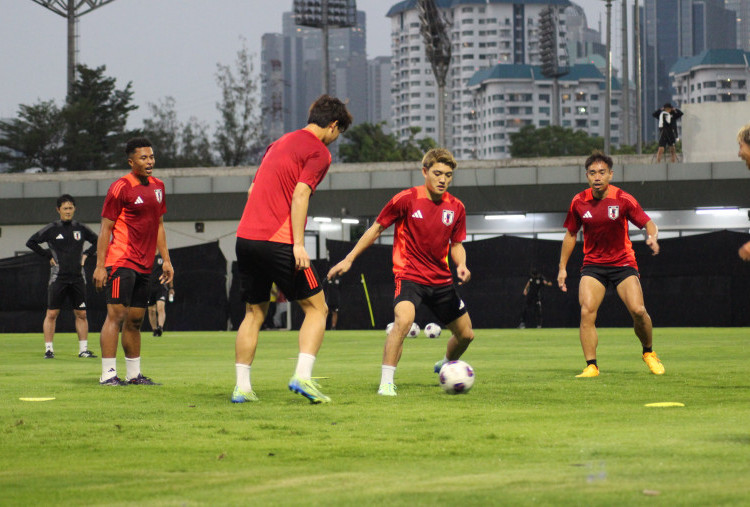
[442,209,455,226]
[73,231,81,241]
[155,189,163,203]
[608,205,619,220]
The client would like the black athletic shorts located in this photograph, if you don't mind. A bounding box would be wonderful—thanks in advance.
[394,279,468,326]
[236,238,323,304]
[580,265,639,289]
[47,278,86,310]
[148,283,168,305]
[106,267,150,308]
[658,128,677,147]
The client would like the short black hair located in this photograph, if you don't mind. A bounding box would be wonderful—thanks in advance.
[584,150,613,170]
[125,137,153,156]
[663,102,672,109]
[57,194,75,208]
[307,95,353,133]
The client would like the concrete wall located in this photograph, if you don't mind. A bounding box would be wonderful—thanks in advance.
[682,102,750,162]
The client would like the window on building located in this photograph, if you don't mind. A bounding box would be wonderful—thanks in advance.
[704,81,716,88]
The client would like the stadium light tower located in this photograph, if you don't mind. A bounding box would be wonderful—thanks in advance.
[604,0,613,153]
[293,0,357,95]
[418,0,451,148]
[29,0,119,98]
[539,6,570,127]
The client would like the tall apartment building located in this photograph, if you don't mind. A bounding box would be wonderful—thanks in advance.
[564,3,605,66]
[387,0,570,160]
[260,33,286,142]
[670,49,750,105]
[468,63,628,159]
[639,0,736,142]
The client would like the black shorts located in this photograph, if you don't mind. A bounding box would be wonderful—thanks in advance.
[580,265,639,289]
[236,238,323,304]
[106,267,150,308]
[47,278,86,310]
[394,279,468,326]
[658,128,677,147]
[148,283,168,305]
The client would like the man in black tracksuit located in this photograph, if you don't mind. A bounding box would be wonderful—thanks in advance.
[26,194,98,358]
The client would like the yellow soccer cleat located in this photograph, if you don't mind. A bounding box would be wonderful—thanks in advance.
[642,352,665,375]
[575,364,600,377]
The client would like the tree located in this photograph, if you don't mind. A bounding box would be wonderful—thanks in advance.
[62,64,138,170]
[0,100,65,172]
[509,125,603,158]
[339,122,437,163]
[214,40,263,166]
[142,97,215,167]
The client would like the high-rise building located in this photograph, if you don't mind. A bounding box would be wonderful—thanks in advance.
[260,10,367,139]
[565,2,605,66]
[725,0,750,51]
[639,0,736,142]
[367,56,393,128]
[670,49,750,105]
[387,0,570,160]
[260,34,286,143]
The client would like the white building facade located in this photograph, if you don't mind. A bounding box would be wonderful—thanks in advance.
[387,0,570,159]
[670,49,750,105]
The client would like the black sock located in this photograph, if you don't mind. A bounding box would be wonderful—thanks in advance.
[643,346,653,354]
[586,359,597,368]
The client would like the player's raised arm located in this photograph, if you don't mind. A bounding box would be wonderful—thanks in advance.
[327,222,386,279]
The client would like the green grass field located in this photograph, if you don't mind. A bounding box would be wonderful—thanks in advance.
[1,328,749,506]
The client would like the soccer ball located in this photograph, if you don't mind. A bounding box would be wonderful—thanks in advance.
[424,322,442,339]
[386,322,394,335]
[407,322,420,338]
[439,360,475,394]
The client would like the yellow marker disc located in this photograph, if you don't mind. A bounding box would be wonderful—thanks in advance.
[311,376,330,380]
[644,402,684,407]
[19,397,56,402]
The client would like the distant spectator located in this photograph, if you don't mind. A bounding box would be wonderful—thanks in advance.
[325,276,341,330]
[147,253,173,336]
[519,268,552,329]
[652,103,683,163]
[737,123,750,261]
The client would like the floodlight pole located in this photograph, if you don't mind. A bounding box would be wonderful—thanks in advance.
[621,0,630,146]
[604,0,613,154]
[418,0,451,148]
[322,0,330,94]
[29,0,119,98]
[634,0,643,153]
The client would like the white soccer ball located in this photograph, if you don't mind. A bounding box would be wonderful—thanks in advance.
[439,360,475,394]
[386,322,394,335]
[424,322,442,339]
[407,322,420,338]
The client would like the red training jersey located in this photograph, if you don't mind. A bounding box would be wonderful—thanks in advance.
[102,173,166,274]
[563,184,650,268]
[237,129,331,243]
[376,186,466,286]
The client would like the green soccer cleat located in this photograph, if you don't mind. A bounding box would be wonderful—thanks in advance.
[433,358,447,374]
[377,383,397,396]
[288,375,331,404]
[231,386,258,403]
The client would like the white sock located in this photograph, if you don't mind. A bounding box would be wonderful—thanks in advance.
[125,357,141,381]
[381,365,396,385]
[294,353,316,380]
[79,340,88,353]
[45,342,53,352]
[101,358,117,381]
[236,363,252,391]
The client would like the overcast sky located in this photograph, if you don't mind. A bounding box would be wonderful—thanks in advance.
[0,0,608,128]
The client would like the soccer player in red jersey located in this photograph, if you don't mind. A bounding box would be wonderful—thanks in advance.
[327,148,475,396]
[232,95,352,404]
[557,151,663,378]
[736,124,750,261]
[93,137,173,386]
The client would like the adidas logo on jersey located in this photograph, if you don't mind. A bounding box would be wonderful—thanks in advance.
[55,234,64,239]
[411,210,424,219]
[583,211,593,219]
[134,196,144,205]
[79,302,86,308]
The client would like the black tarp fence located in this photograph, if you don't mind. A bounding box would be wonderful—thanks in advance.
[0,241,228,333]
[3,231,750,333]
